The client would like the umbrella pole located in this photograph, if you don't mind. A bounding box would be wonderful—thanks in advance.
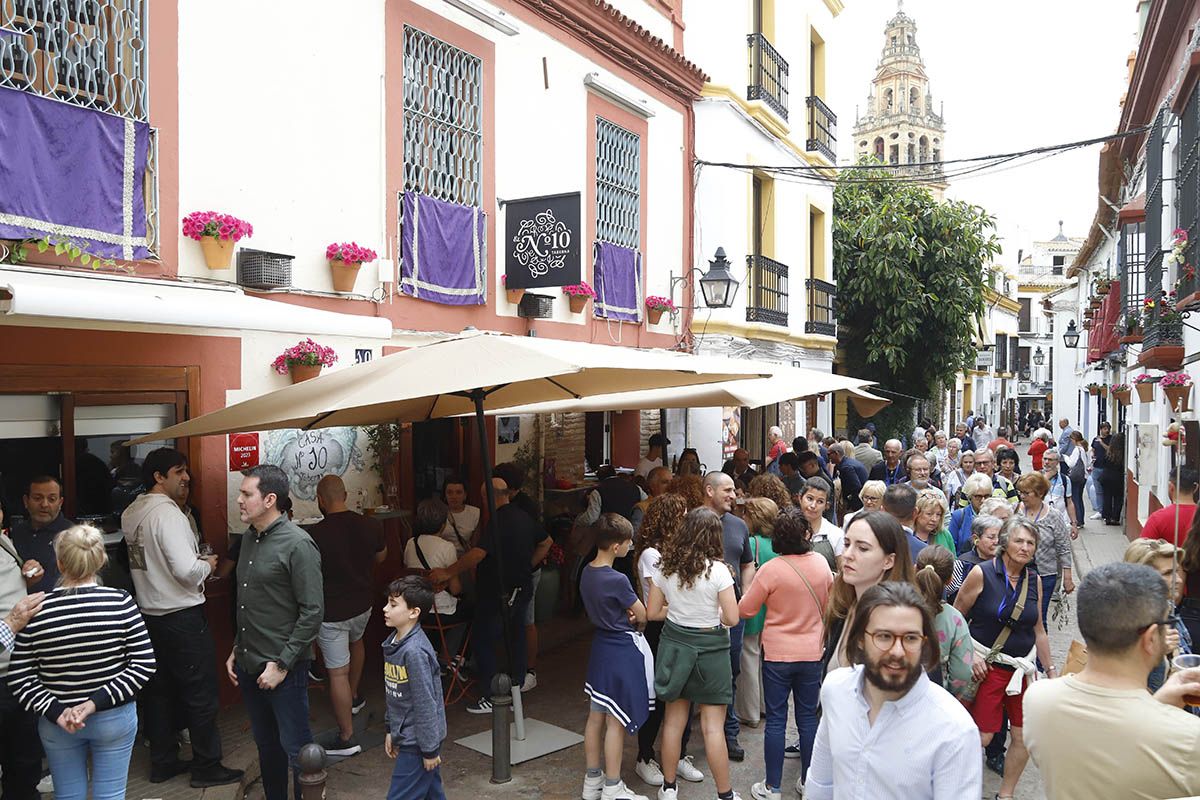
[470,389,521,776]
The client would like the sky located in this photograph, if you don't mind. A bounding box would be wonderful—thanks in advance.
[824,0,1137,264]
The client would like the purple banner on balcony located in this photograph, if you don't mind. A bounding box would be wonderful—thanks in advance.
[593,241,642,323]
[0,86,150,260]
[400,192,487,306]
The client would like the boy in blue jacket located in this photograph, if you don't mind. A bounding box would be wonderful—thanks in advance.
[383,575,447,800]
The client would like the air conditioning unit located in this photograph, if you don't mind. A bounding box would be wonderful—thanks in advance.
[1019,382,1031,393]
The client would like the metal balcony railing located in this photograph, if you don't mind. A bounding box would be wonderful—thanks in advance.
[805,95,837,162]
[747,32,789,120]
[745,254,789,326]
[805,277,837,336]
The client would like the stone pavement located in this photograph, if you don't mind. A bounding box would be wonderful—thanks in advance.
[127,441,1138,800]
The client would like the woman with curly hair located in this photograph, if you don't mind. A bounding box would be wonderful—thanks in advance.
[666,474,706,510]
[747,473,792,511]
[632,494,705,785]
[647,508,739,799]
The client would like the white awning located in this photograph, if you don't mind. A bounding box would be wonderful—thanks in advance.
[0,267,393,340]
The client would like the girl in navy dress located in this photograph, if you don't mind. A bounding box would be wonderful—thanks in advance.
[581,514,653,800]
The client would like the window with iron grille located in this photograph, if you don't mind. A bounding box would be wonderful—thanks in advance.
[1177,82,1200,303]
[994,334,1007,376]
[1144,108,1167,314]
[1008,335,1019,374]
[595,117,640,250]
[402,26,483,208]
[0,0,149,121]
[1119,220,1145,327]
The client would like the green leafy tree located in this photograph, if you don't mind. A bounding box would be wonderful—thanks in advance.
[833,166,999,440]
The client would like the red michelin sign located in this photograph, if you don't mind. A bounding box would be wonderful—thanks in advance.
[228,432,260,471]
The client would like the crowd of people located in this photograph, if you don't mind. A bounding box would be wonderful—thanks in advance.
[571,423,1200,800]
[0,417,1198,800]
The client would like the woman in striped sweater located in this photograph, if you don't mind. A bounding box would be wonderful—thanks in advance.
[8,524,156,800]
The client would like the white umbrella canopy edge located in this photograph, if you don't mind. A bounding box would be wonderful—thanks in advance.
[479,365,877,415]
[127,330,771,444]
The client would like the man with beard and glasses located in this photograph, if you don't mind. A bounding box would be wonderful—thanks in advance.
[804,582,980,800]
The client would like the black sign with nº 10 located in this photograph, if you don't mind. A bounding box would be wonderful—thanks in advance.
[504,192,581,290]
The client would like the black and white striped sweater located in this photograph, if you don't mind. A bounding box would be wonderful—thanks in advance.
[7,585,156,722]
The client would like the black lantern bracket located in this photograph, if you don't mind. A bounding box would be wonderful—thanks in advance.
[668,247,741,319]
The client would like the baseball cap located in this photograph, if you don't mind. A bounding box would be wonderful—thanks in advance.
[649,433,670,447]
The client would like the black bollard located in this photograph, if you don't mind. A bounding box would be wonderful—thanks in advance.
[490,672,513,784]
[298,742,328,800]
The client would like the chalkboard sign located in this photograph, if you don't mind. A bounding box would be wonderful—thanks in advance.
[504,192,581,289]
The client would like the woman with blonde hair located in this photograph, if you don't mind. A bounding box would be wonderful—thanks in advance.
[8,525,156,800]
[913,489,956,554]
[841,480,885,531]
[734,497,780,728]
[1123,538,1195,695]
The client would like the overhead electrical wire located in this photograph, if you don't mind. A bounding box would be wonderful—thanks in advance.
[695,125,1150,187]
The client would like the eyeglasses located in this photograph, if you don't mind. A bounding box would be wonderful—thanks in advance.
[1138,615,1181,634]
[865,629,926,653]
[971,493,992,500]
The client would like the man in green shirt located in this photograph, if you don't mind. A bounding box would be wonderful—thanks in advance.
[224,464,323,800]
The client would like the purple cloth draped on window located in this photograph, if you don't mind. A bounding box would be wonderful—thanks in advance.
[400,192,487,306]
[0,87,151,260]
[593,241,642,322]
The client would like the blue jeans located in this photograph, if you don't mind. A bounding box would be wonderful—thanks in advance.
[237,660,313,800]
[475,593,531,698]
[38,702,137,800]
[762,660,822,789]
[1037,575,1057,672]
[725,619,745,742]
[387,748,447,800]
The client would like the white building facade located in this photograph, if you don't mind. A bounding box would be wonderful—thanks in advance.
[680,0,842,471]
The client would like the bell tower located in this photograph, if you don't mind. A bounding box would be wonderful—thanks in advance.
[852,1,948,197]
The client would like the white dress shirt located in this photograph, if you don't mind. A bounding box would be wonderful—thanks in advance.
[806,665,981,800]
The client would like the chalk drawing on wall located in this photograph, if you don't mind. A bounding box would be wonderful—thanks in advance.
[264,427,365,501]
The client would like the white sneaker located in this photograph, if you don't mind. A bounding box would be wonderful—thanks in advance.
[657,785,678,800]
[795,775,805,797]
[583,773,605,800]
[601,780,650,800]
[635,759,664,786]
[37,775,54,794]
[521,670,538,692]
[1090,511,1103,520]
[751,782,781,800]
[676,756,703,782]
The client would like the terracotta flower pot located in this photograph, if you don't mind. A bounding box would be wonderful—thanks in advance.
[568,294,589,313]
[1113,388,1131,406]
[199,236,235,269]
[1088,386,1099,396]
[289,363,322,383]
[1164,384,1193,412]
[647,307,666,325]
[1135,382,1155,403]
[506,288,525,304]
[329,259,362,292]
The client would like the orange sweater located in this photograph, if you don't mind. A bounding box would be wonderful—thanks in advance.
[738,552,833,662]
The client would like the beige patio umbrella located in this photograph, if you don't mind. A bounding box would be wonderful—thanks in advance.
[129,329,769,443]
[483,364,882,414]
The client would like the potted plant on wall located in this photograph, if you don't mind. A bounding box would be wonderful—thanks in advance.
[1095,277,1112,296]
[562,281,596,313]
[1139,290,1186,370]
[272,337,338,383]
[182,211,253,269]
[1111,383,1131,406]
[1133,373,1157,403]
[645,295,676,325]
[1161,371,1193,412]
[1086,383,1101,396]
[502,275,525,305]
[326,242,378,293]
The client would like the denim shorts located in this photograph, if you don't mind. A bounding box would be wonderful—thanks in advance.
[317,608,372,669]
